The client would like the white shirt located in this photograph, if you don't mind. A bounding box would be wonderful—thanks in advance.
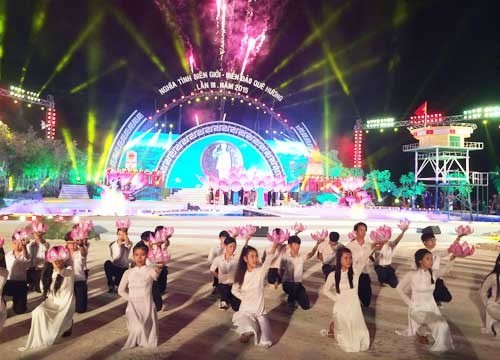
[5,251,31,281]
[375,242,396,266]
[346,239,372,274]
[109,241,132,268]
[28,241,50,269]
[210,253,238,284]
[318,242,344,265]
[265,244,285,268]
[72,250,88,282]
[208,243,223,264]
[281,253,307,283]
[428,248,449,272]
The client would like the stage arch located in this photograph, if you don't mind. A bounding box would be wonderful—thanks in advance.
[155,121,286,186]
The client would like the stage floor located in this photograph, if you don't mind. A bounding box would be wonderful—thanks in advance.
[0,216,499,359]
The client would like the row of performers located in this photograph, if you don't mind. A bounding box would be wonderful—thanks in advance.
[1,221,499,353]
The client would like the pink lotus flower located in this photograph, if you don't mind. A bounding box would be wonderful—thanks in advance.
[370,225,392,244]
[348,231,357,240]
[292,222,306,233]
[31,221,48,234]
[398,218,411,231]
[115,218,131,230]
[240,224,257,238]
[150,232,165,244]
[12,229,30,243]
[266,229,290,244]
[78,219,94,234]
[0,236,4,248]
[311,228,328,241]
[71,227,88,241]
[448,241,475,257]
[45,245,70,262]
[455,225,474,236]
[148,247,170,264]
[228,226,242,238]
[162,226,174,238]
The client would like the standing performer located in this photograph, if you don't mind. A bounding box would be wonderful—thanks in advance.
[3,230,31,314]
[118,242,162,350]
[27,222,50,293]
[420,231,461,304]
[317,232,344,280]
[210,236,241,311]
[104,220,132,293]
[231,241,281,347]
[373,222,409,288]
[480,253,500,336]
[208,230,230,294]
[262,228,285,289]
[0,243,8,332]
[346,222,373,307]
[323,246,377,352]
[396,249,454,352]
[153,225,171,294]
[280,235,324,310]
[20,247,75,351]
[66,229,89,313]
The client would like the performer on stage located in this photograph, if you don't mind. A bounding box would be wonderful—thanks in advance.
[346,222,373,307]
[262,228,285,289]
[66,231,89,313]
[210,236,241,311]
[420,231,461,304]
[280,235,324,310]
[396,249,454,352]
[373,223,409,288]
[231,241,281,347]
[323,246,377,352]
[317,232,344,280]
[118,242,162,350]
[480,253,500,336]
[20,248,75,351]
[3,230,31,314]
[104,220,132,293]
[27,222,50,293]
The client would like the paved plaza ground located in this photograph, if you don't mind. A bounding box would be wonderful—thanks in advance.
[0,216,499,359]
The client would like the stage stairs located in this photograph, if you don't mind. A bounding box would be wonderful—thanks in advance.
[58,184,90,199]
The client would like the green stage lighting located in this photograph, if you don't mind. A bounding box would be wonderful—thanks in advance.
[0,0,6,79]
[70,59,126,94]
[464,106,500,120]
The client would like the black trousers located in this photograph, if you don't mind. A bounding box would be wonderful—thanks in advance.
[152,281,162,311]
[374,265,398,288]
[3,280,28,314]
[212,276,219,287]
[74,280,88,313]
[433,278,452,303]
[267,268,282,285]
[216,283,241,311]
[104,261,127,287]
[321,264,336,280]
[157,266,168,293]
[358,273,372,307]
[27,268,42,292]
[282,281,310,310]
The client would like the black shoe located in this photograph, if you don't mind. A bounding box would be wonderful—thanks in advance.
[62,321,73,337]
[108,286,114,293]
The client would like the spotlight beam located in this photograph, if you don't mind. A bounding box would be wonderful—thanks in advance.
[0,0,7,80]
[70,59,127,94]
[38,12,105,95]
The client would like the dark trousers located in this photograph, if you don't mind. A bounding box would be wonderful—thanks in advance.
[217,283,241,311]
[74,280,88,313]
[283,281,310,310]
[152,281,162,311]
[374,265,398,288]
[157,266,168,293]
[267,268,282,285]
[358,273,372,307]
[27,268,42,292]
[433,278,452,303]
[212,276,219,288]
[321,264,336,280]
[104,261,127,287]
[3,280,28,314]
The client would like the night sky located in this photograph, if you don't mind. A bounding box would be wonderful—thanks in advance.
[1,0,499,179]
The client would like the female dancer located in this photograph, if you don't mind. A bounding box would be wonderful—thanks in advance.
[21,247,75,350]
[323,246,376,352]
[480,253,500,336]
[118,242,162,350]
[231,241,281,347]
[396,248,454,352]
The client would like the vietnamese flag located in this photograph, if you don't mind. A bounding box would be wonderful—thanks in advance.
[413,101,428,117]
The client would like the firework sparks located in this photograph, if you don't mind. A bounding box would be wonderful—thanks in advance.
[240,31,266,76]
[188,51,196,73]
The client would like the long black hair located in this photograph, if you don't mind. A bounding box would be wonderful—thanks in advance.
[234,245,258,286]
[334,247,353,294]
[0,247,5,268]
[414,248,434,284]
[483,253,500,301]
